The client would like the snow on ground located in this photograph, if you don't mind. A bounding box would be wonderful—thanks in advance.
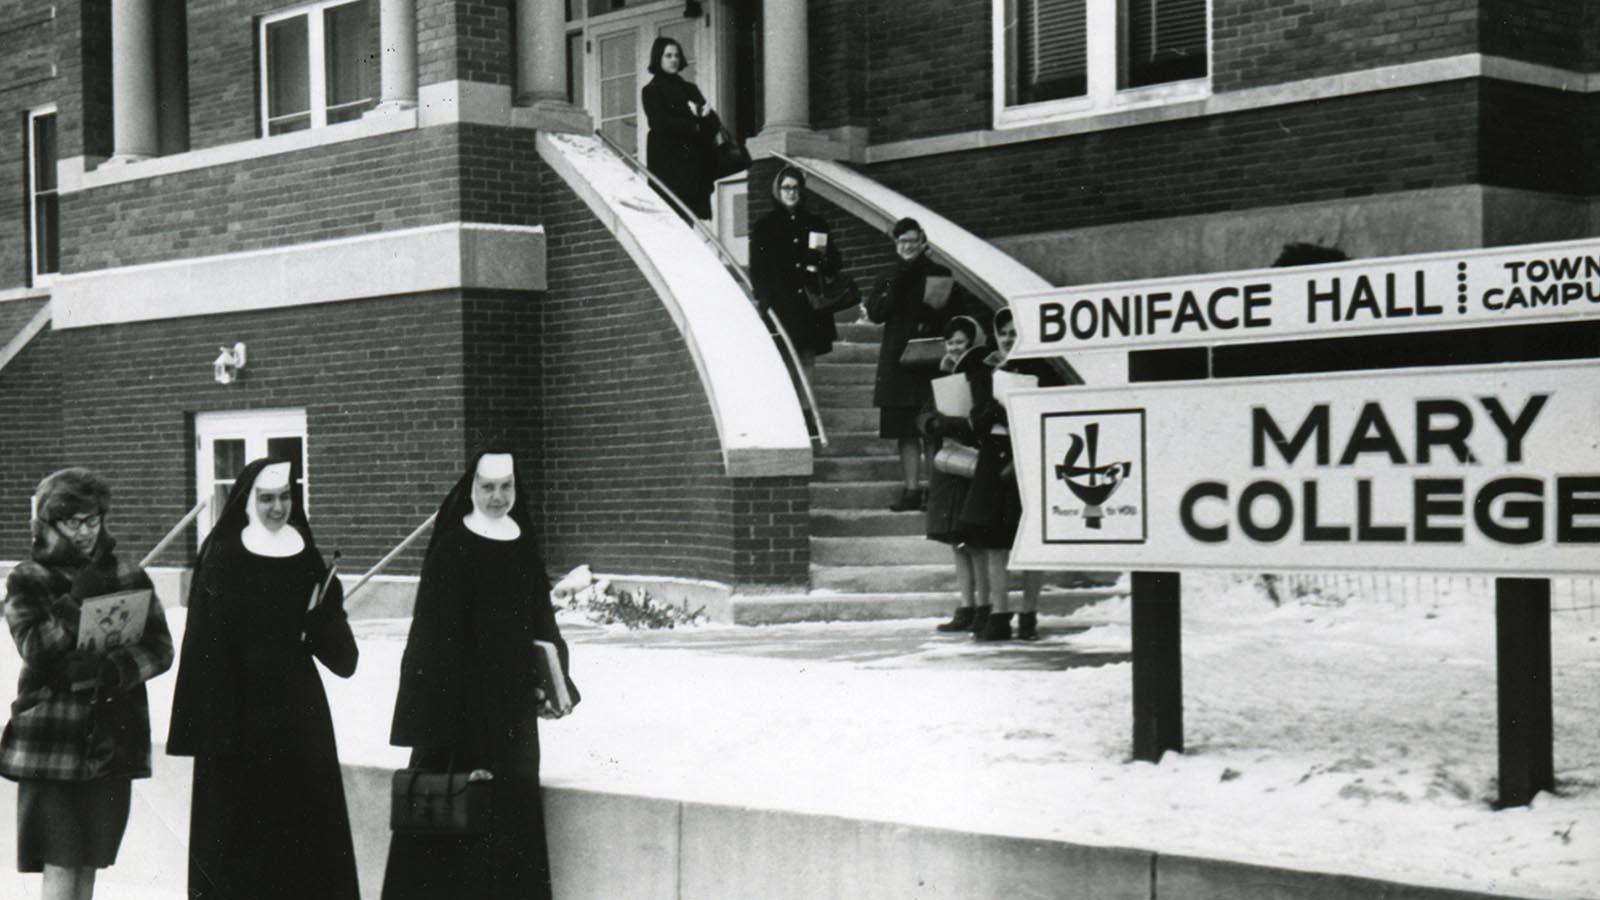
[4,574,1598,898]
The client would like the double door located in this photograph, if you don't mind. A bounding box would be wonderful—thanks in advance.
[586,5,719,169]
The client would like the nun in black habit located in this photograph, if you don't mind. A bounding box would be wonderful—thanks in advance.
[166,458,360,900]
[382,450,579,900]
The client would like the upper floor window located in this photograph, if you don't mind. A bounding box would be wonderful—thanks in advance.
[995,0,1209,128]
[259,0,373,136]
[26,106,58,283]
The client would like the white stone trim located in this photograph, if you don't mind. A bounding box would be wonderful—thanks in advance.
[0,301,52,374]
[536,131,811,478]
[51,222,546,329]
[869,53,1597,164]
[0,286,50,303]
[58,109,419,194]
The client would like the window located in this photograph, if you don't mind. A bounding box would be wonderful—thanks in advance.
[259,0,373,136]
[996,0,1208,127]
[26,106,58,283]
[195,409,309,546]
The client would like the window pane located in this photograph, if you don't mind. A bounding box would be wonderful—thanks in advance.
[266,16,311,120]
[268,114,313,135]
[31,114,57,191]
[1008,0,1087,106]
[324,1,371,109]
[1122,0,1207,88]
[211,439,247,524]
[33,194,58,275]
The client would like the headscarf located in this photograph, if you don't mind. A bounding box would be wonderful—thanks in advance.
[195,458,318,568]
[391,449,546,749]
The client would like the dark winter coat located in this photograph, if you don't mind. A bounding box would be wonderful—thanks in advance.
[958,354,1071,548]
[750,205,844,356]
[866,254,969,409]
[0,530,172,782]
[642,73,713,219]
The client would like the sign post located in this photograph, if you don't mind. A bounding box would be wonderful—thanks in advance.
[1495,577,1554,808]
[1131,571,1182,762]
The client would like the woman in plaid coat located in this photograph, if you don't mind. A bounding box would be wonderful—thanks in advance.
[0,468,174,900]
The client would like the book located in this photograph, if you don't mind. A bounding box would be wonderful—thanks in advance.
[923,275,954,310]
[931,372,973,417]
[76,588,152,654]
[990,368,1038,404]
[532,639,572,714]
[807,230,828,250]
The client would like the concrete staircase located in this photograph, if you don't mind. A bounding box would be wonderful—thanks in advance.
[726,318,1122,624]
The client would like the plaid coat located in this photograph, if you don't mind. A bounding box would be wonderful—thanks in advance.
[0,533,173,782]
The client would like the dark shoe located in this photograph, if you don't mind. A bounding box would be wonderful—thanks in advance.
[936,606,976,633]
[1016,611,1039,641]
[970,604,993,636]
[889,489,921,512]
[978,612,1014,641]
[919,489,928,511]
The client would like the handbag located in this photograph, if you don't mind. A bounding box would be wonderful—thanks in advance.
[390,764,493,835]
[933,443,980,479]
[708,116,750,179]
[805,271,861,314]
[898,337,945,369]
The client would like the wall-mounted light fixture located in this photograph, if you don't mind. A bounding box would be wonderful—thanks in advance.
[213,342,247,385]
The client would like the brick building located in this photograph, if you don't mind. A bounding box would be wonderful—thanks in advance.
[1,0,1595,613]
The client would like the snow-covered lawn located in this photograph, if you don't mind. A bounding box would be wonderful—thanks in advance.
[5,573,1597,898]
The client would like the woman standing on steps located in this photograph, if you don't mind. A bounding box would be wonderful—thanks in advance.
[642,36,714,221]
[921,316,994,636]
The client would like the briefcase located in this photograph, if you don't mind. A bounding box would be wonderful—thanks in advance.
[390,767,493,835]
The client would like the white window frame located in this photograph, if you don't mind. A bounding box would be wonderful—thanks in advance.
[26,104,58,286]
[194,408,310,546]
[991,0,1212,130]
[258,0,371,137]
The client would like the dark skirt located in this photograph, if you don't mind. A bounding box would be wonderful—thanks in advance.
[958,439,1020,549]
[925,465,972,544]
[879,406,920,441]
[16,777,131,872]
[188,749,360,900]
[382,710,551,900]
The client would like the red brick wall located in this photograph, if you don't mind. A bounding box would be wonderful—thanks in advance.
[810,0,869,133]
[49,292,471,574]
[862,1,991,144]
[418,0,514,89]
[1212,0,1478,92]
[1480,79,1587,195]
[534,161,809,586]
[860,82,1485,241]
[0,2,60,289]
[0,327,62,561]
[1481,0,1591,71]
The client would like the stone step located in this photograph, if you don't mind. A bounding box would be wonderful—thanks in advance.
[818,407,879,433]
[813,455,902,482]
[815,382,875,407]
[811,563,1123,595]
[812,535,952,566]
[814,431,893,458]
[836,322,883,342]
[729,588,1122,624]
[823,342,880,364]
[810,480,914,510]
[809,508,925,537]
[812,361,877,385]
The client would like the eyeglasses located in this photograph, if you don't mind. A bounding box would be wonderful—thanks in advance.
[53,514,102,534]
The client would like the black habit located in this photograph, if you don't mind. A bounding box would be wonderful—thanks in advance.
[167,458,360,900]
[383,451,579,900]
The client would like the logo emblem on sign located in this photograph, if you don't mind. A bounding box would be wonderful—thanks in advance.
[1055,423,1133,529]
[1041,409,1147,543]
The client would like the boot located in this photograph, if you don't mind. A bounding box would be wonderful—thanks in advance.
[1016,611,1039,641]
[970,604,993,636]
[936,606,975,633]
[889,488,922,512]
[978,611,1013,641]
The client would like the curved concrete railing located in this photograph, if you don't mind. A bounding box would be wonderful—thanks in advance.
[538,132,811,477]
[772,154,1088,385]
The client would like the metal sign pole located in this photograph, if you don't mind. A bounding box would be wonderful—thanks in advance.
[1131,570,1183,762]
[1495,576,1553,808]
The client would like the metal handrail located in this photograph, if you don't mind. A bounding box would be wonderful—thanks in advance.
[593,130,828,447]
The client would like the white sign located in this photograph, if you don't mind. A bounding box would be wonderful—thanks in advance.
[1006,361,1600,575]
[1009,237,1600,357]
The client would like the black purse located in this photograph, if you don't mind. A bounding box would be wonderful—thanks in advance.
[390,763,493,835]
[805,271,861,314]
[708,116,751,179]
